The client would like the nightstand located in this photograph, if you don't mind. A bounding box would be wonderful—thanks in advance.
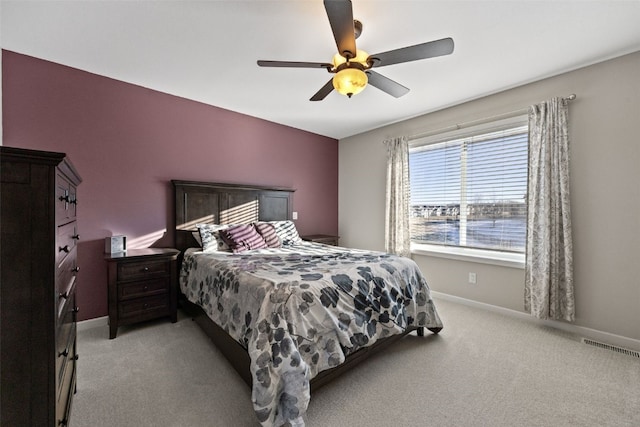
[105,248,179,339]
[301,234,340,246]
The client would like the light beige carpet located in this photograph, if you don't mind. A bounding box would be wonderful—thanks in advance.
[73,298,640,426]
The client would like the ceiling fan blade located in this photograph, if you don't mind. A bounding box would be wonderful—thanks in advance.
[366,71,410,98]
[310,79,335,101]
[324,0,357,58]
[369,37,454,67]
[257,60,332,69]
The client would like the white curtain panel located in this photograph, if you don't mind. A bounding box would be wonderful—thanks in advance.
[525,97,575,321]
[384,136,411,257]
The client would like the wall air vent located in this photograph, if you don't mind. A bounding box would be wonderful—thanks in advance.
[581,338,640,359]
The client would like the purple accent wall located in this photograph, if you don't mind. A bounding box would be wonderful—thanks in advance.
[2,50,338,321]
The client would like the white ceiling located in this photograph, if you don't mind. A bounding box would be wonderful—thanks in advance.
[2,1,640,139]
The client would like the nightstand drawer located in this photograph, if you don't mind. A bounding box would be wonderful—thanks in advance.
[118,294,170,319]
[119,278,169,301]
[117,260,171,281]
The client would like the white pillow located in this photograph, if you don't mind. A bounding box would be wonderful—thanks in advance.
[268,220,302,245]
[195,224,233,252]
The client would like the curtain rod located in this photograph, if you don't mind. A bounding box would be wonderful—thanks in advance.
[407,94,576,142]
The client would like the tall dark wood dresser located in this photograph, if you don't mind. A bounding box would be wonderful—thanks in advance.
[1,147,82,426]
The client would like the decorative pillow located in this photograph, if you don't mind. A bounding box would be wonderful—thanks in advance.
[219,224,268,253]
[269,220,302,245]
[254,222,282,248]
[196,223,232,252]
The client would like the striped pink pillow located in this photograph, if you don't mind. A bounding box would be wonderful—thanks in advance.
[254,222,282,248]
[219,224,268,253]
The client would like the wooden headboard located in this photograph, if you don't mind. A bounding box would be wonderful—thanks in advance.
[172,180,295,253]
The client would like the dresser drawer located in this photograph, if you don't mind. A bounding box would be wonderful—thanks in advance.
[117,259,171,282]
[56,342,76,427]
[56,221,79,265]
[56,322,76,396]
[56,271,77,322]
[119,278,169,301]
[118,294,170,319]
[55,284,77,424]
[57,284,77,335]
[56,172,78,222]
[56,249,78,300]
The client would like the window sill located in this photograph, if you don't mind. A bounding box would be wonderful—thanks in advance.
[411,243,525,269]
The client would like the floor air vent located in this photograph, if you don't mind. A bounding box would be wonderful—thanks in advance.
[582,338,640,358]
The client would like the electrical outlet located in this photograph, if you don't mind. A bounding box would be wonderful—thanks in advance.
[292,211,298,220]
[468,272,477,284]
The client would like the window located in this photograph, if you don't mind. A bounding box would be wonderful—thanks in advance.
[409,116,528,263]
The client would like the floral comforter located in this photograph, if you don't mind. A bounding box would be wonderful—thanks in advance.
[179,242,443,426]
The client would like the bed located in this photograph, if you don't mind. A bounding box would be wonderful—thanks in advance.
[172,180,443,426]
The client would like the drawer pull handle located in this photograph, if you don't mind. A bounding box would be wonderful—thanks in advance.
[59,245,70,253]
[58,349,69,358]
[143,267,149,272]
[72,266,80,273]
[59,291,69,300]
[72,234,80,240]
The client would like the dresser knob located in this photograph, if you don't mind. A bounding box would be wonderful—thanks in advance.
[72,354,79,361]
[59,291,69,300]
[72,234,80,240]
[58,349,69,358]
[143,267,149,272]
[72,266,80,273]
[59,245,70,253]
[73,306,80,313]
[59,417,68,426]
[59,194,70,203]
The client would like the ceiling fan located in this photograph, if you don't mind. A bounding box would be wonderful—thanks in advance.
[257,0,454,101]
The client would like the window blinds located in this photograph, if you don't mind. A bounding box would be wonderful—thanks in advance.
[409,123,528,253]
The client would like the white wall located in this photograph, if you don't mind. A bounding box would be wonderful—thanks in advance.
[339,51,640,344]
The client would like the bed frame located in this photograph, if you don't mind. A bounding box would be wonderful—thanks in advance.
[172,179,440,392]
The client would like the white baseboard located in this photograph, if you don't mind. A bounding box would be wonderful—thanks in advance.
[77,315,108,332]
[431,291,640,352]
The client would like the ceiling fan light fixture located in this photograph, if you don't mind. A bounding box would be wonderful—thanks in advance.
[332,49,369,69]
[352,48,369,65]
[333,67,368,98]
[332,52,347,68]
